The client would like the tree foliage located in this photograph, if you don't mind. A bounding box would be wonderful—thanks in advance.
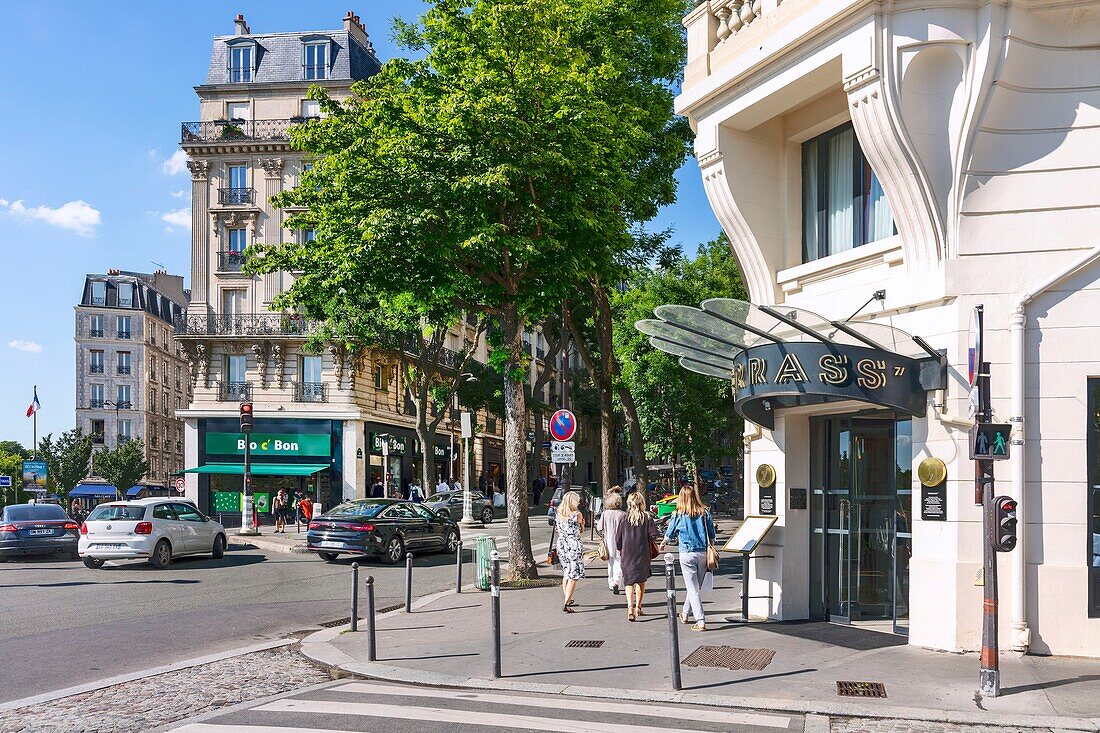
[34,429,92,494]
[93,439,149,498]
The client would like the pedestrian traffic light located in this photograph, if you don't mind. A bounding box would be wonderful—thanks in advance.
[993,496,1017,552]
[239,402,254,433]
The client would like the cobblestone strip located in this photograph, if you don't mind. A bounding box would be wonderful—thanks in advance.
[831,717,1055,733]
[0,647,332,733]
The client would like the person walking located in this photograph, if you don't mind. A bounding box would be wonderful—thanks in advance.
[660,484,717,631]
[615,491,659,621]
[272,489,290,534]
[596,490,626,594]
[555,490,586,613]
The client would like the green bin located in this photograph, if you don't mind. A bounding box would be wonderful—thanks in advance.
[475,535,497,591]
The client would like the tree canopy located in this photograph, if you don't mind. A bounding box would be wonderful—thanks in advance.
[93,439,149,499]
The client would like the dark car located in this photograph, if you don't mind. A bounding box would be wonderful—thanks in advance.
[546,485,591,526]
[423,491,495,524]
[0,503,80,561]
[307,499,460,564]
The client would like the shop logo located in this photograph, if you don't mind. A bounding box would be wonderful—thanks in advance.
[237,438,300,453]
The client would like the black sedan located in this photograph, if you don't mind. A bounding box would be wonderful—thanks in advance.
[0,503,80,561]
[306,499,460,564]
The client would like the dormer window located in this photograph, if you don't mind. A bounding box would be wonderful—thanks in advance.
[228,43,254,83]
[303,41,327,80]
[300,99,321,119]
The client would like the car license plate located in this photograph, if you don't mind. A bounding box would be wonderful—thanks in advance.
[319,541,343,549]
[29,529,53,535]
[96,543,124,550]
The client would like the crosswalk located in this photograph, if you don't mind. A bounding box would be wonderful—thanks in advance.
[170,679,800,733]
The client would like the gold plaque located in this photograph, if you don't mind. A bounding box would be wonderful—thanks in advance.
[756,463,776,488]
[917,457,947,487]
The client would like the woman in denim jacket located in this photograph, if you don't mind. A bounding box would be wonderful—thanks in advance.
[660,484,716,631]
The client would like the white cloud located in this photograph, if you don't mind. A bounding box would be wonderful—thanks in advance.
[161,207,192,230]
[170,189,186,199]
[8,340,42,354]
[161,150,189,176]
[1,198,101,237]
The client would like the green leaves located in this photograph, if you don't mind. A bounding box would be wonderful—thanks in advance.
[92,439,149,498]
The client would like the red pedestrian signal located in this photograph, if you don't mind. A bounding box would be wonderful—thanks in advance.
[239,402,254,433]
[993,496,1017,552]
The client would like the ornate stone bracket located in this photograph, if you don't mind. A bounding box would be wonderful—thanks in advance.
[259,158,285,179]
[331,345,345,388]
[210,210,259,240]
[252,342,269,386]
[186,159,210,181]
[272,344,285,388]
[196,343,209,389]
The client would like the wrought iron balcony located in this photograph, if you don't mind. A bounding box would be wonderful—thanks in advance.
[118,434,131,445]
[117,331,131,340]
[295,382,327,403]
[217,251,248,272]
[91,296,105,306]
[181,119,297,144]
[401,336,466,370]
[90,400,105,409]
[220,381,253,402]
[117,365,131,375]
[90,329,104,338]
[92,433,105,445]
[218,187,255,205]
[174,313,322,338]
[90,364,104,374]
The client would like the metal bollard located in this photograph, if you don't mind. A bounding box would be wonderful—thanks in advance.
[664,553,682,691]
[351,562,360,632]
[365,575,377,661]
[490,549,501,678]
[456,539,464,593]
[405,552,414,613]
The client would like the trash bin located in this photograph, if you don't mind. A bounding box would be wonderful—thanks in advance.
[475,535,497,591]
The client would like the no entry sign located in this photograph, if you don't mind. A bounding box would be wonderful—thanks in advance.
[549,409,577,442]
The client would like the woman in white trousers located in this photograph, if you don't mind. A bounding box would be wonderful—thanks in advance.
[596,490,626,594]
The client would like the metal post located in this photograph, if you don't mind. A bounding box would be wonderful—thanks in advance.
[490,549,501,679]
[978,355,1000,697]
[664,553,682,691]
[350,562,360,632]
[365,575,376,662]
[240,433,257,535]
[405,552,414,612]
[456,539,464,593]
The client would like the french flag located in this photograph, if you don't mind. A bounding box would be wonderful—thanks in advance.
[26,387,40,417]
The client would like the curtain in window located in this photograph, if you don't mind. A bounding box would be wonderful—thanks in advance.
[827,128,855,253]
[867,171,895,242]
[802,143,820,262]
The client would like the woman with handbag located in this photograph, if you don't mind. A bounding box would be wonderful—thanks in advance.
[614,491,659,622]
[555,491,586,613]
[596,490,626,594]
[660,484,717,631]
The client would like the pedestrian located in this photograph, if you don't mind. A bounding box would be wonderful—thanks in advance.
[452,479,462,493]
[299,492,314,524]
[437,476,450,493]
[555,490,586,613]
[660,484,717,631]
[596,490,626,594]
[293,489,307,526]
[370,474,384,498]
[478,472,488,493]
[272,489,290,533]
[615,491,659,622]
[410,478,424,503]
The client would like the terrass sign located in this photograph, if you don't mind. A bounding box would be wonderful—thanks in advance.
[206,432,331,457]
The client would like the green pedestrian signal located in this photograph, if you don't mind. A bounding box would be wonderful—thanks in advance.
[969,423,1011,461]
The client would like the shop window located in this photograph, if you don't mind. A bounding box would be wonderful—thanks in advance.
[802,122,896,263]
[1088,379,1100,617]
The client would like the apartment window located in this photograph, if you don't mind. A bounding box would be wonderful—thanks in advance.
[164,394,170,416]
[223,289,247,317]
[91,419,105,444]
[118,282,134,308]
[802,122,896,263]
[90,384,105,409]
[300,99,321,119]
[150,388,157,411]
[162,328,168,350]
[374,365,389,391]
[176,365,182,389]
[226,101,250,121]
[90,281,106,306]
[118,419,132,443]
[302,355,322,383]
[225,165,250,206]
[228,44,253,83]
[227,354,247,383]
[150,358,157,380]
[117,351,131,375]
[487,417,497,435]
[117,384,131,409]
[176,396,181,411]
[228,228,248,254]
[151,423,158,443]
[162,357,169,383]
[90,314,104,338]
[303,42,327,80]
[303,229,316,243]
[1089,379,1100,617]
[117,315,131,339]
[90,350,104,374]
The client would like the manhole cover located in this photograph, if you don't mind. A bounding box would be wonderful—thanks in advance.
[682,645,775,671]
[565,640,605,649]
[837,681,887,698]
[319,617,351,628]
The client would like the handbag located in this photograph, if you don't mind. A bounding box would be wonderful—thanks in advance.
[547,524,559,566]
[597,538,609,561]
[648,538,660,560]
[706,542,720,571]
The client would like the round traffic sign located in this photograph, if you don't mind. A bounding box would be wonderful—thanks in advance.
[549,409,577,442]
[174,477,186,493]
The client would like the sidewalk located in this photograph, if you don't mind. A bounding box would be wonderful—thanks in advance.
[302,558,1100,731]
[227,528,310,555]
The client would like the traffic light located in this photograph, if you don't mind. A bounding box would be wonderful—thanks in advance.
[239,402,254,433]
[993,496,1017,552]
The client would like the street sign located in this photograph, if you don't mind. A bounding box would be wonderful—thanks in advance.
[460,412,472,439]
[0,476,10,488]
[174,477,186,493]
[550,440,575,464]
[970,423,1011,461]
[549,409,577,442]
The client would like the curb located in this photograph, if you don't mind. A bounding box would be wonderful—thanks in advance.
[227,534,310,555]
[298,593,1099,732]
[0,638,296,713]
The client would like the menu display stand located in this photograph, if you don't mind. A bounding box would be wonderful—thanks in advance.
[722,515,778,624]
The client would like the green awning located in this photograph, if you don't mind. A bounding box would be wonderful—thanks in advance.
[183,463,329,476]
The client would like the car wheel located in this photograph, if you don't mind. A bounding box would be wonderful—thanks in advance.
[149,540,172,569]
[211,534,226,559]
[318,551,339,562]
[443,529,459,554]
[82,557,105,569]
[382,536,405,565]
[481,507,494,524]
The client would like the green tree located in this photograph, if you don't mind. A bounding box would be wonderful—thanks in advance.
[54,429,93,494]
[93,439,149,500]
[0,441,29,459]
[251,0,689,579]
[0,452,24,509]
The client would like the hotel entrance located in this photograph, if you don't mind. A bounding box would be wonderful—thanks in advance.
[810,413,912,634]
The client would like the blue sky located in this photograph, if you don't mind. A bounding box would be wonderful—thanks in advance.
[0,1,719,447]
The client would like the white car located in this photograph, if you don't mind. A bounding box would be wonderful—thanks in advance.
[78,498,227,569]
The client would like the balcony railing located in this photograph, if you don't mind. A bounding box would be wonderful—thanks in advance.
[217,251,248,272]
[117,365,131,375]
[295,382,327,403]
[181,119,297,144]
[401,336,466,370]
[91,296,105,306]
[92,433,105,445]
[174,313,323,338]
[90,364,104,374]
[118,434,131,445]
[118,331,131,340]
[90,329,104,338]
[218,187,255,205]
[220,381,253,402]
[90,400,105,409]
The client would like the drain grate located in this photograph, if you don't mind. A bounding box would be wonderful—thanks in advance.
[319,617,351,628]
[377,603,404,614]
[682,645,775,671]
[836,681,887,698]
[565,640,605,649]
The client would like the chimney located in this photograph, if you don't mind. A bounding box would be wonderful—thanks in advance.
[343,10,368,47]
[234,13,250,35]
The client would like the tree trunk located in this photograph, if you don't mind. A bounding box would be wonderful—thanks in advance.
[599,386,614,497]
[500,304,537,580]
[617,385,647,501]
[415,385,434,499]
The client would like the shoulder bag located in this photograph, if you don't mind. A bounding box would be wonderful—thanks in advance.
[547,523,559,566]
[705,514,720,570]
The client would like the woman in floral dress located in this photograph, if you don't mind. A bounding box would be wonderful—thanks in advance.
[556,491,586,613]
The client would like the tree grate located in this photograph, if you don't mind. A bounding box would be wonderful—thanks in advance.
[565,640,605,649]
[836,681,887,698]
[681,645,775,671]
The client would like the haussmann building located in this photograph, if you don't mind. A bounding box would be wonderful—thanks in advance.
[653,0,1100,656]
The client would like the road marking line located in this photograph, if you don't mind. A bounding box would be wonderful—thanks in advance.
[253,698,759,733]
[170,726,364,733]
[330,681,790,728]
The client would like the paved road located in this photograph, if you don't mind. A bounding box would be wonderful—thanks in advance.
[167,678,805,733]
[0,513,553,704]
